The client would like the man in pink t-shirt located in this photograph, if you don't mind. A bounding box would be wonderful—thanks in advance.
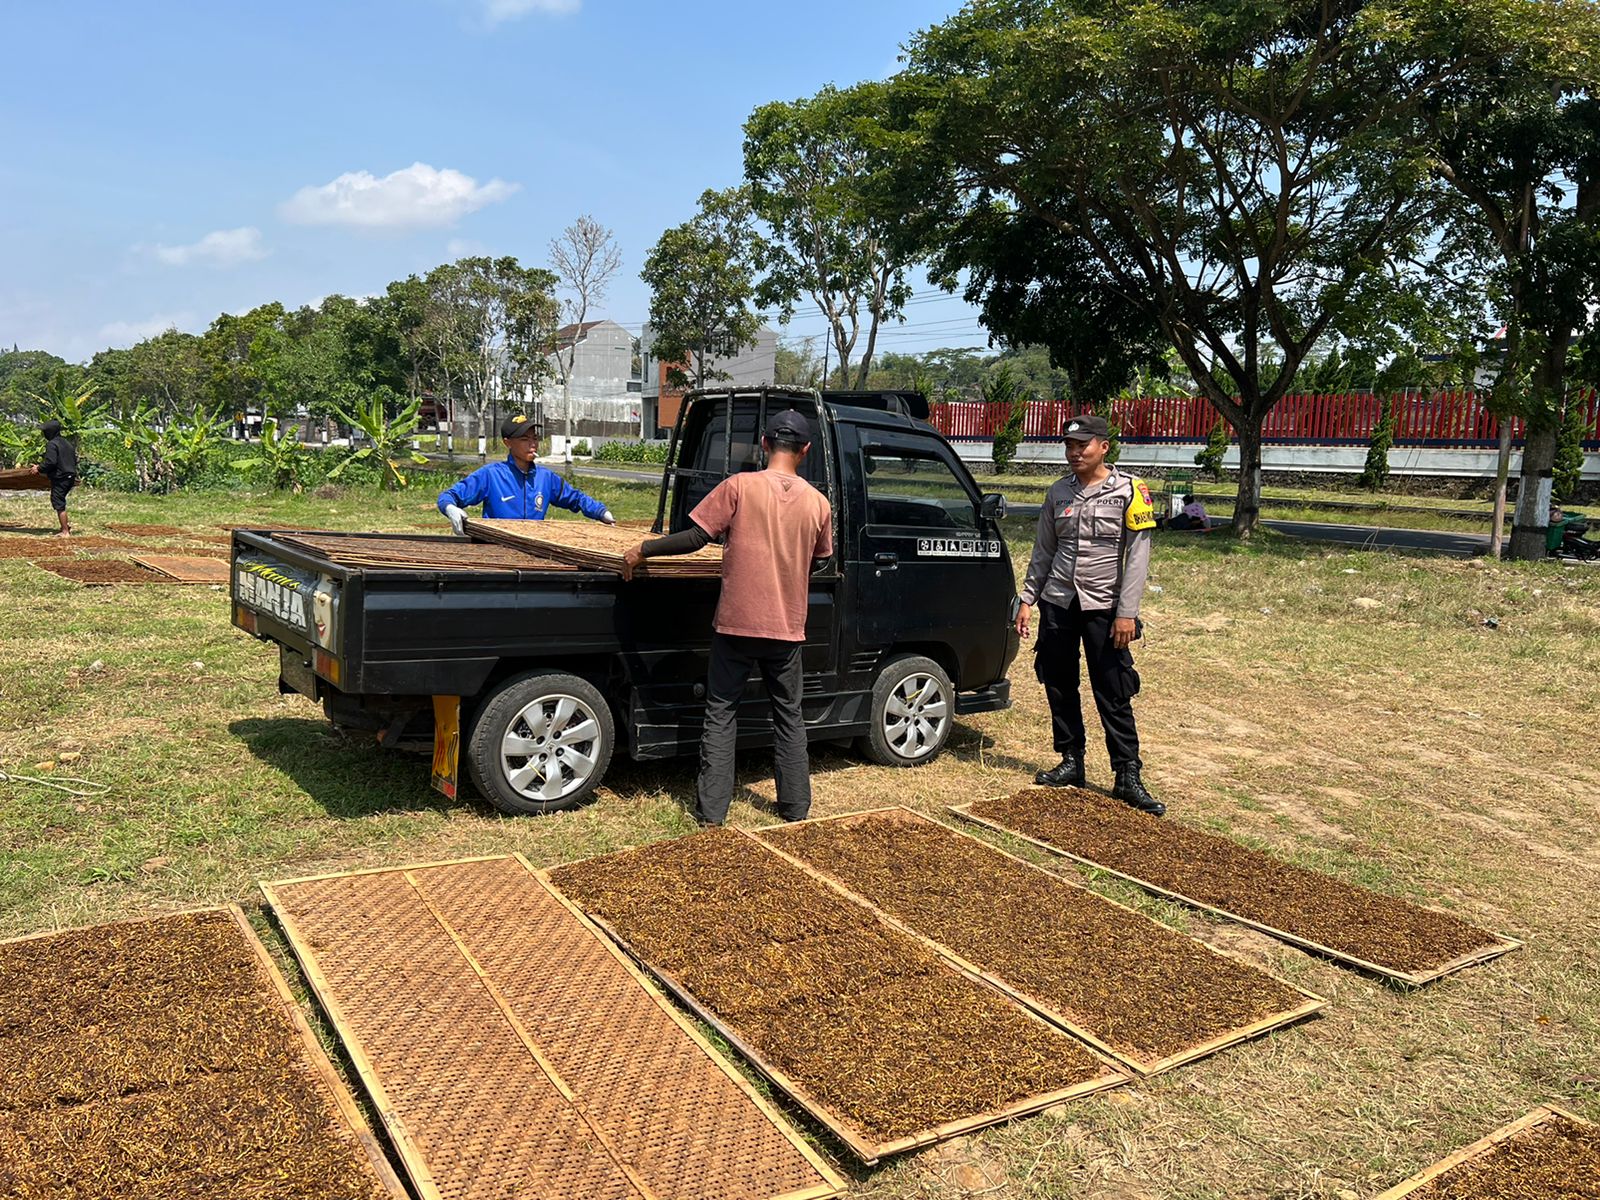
[623,409,834,825]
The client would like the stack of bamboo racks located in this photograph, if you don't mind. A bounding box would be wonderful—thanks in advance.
[275,533,577,572]
[465,517,724,579]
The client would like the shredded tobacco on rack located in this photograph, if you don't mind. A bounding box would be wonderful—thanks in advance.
[763,810,1312,1066]
[0,911,391,1200]
[550,828,1116,1146]
[968,788,1504,976]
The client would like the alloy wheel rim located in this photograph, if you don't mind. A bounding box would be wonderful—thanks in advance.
[883,673,949,760]
[500,693,601,802]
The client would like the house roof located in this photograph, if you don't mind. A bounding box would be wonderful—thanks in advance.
[554,320,610,346]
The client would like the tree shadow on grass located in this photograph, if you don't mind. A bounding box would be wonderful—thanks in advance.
[229,717,474,820]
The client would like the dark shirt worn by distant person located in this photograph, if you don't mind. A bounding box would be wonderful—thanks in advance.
[40,435,78,479]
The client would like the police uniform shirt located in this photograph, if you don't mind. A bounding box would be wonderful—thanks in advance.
[1019,467,1156,618]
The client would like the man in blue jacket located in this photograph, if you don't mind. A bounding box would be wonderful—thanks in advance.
[437,413,615,533]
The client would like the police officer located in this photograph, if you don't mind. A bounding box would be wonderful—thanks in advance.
[1015,414,1163,815]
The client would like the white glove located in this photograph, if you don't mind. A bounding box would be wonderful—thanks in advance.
[600,509,616,526]
[445,504,467,535]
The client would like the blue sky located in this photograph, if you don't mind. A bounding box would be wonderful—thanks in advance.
[1,0,988,365]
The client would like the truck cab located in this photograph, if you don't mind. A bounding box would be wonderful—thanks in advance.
[232,386,1019,815]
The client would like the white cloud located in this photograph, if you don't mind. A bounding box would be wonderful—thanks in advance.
[97,313,196,347]
[280,162,519,230]
[480,0,580,25]
[149,226,268,268]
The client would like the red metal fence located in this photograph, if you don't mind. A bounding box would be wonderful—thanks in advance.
[928,389,1600,449]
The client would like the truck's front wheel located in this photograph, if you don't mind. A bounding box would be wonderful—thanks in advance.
[465,671,615,815]
[858,654,954,767]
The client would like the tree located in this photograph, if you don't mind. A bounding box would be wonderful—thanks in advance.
[984,363,1032,471]
[774,338,826,387]
[1399,0,1600,558]
[422,257,560,458]
[200,303,285,421]
[1357,396,1398,490]
[887,0,1468,537]
[1552,393,1590,504]
[641,188,763,391]
[745,82,914,388]
[548,217,622,454]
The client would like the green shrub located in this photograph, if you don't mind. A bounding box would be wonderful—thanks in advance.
[1553,394,1589,504]
[1357,395,1397,490]
[594,440,671,465]
[1194,417,1229,479]
[984,364,1031,472]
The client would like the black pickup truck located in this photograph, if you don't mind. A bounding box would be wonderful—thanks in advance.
[231,387,1020,815]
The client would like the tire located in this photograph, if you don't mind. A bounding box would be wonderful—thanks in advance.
[858,654,954,767]
[465,671,615,815]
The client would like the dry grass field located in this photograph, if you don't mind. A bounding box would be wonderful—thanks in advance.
[1,480,1596,1199]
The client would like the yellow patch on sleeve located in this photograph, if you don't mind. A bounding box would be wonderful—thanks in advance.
[1126,479,1157,531]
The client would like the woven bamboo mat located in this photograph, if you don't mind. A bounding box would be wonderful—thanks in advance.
[262,856,840,1200]
[132,554,232,584]
[466,517,724,578]
[275,533,579,572]
[0,907,408,1200]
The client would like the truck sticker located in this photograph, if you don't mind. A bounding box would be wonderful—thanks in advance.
[916,538,1004,558]
[236,558,313,633]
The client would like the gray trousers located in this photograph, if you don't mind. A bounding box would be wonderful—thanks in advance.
[696,633,810,825]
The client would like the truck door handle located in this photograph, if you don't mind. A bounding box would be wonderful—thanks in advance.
[874,552,898,573]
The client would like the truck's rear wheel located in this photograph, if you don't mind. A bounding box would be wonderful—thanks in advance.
[466,671,614,815]
[858,654,954,767]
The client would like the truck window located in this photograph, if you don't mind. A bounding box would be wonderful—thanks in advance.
[670,395,827,529]
[863,450,978,530]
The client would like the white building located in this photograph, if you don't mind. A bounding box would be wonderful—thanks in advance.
[640,325,779,435]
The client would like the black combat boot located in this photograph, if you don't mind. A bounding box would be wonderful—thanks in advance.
[1034,755,1086,788]
[1112,767,1165,816]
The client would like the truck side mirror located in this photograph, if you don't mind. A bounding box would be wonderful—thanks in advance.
[980,493,1007,522]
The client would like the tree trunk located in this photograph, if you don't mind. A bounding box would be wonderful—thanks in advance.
[1233,419,1264,539]
[1488,418,1513,559]
[1508,422,1556,561]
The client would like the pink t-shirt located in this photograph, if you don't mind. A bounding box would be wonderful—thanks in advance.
[690,470,833,642]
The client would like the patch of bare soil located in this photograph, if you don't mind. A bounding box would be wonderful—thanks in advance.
[0,911,392,1200]
[34,559,173,585]
[968,788,1504,977]
[1408,1114,1600,1198]
[761,810,1313,1069]
[549,828,1116,1147]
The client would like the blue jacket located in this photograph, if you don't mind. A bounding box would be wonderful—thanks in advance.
[437,457,608,522]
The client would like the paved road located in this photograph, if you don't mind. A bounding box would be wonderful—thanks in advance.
[995,503,1493,557]
[550,464,1494,557]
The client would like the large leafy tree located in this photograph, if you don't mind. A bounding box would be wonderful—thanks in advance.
[745,82,914,388]
[422,257,560,458]
[885,0,1472,536]
[1395,0,1600,558]
[641,188,764,391]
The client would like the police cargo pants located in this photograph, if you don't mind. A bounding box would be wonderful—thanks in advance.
[696,633,811,826]
[1035,598,1142,771]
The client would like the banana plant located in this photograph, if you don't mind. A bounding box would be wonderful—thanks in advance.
[0,421,42,469]
[230,417,305,491]
[26,378,104,437]
[152,408,227,491]
[328,390,428,490]
[103,402,161,491]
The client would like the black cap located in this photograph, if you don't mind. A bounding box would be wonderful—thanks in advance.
[764,409,811,443]
[500,412,542,439]
[1062,414,1110,441]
